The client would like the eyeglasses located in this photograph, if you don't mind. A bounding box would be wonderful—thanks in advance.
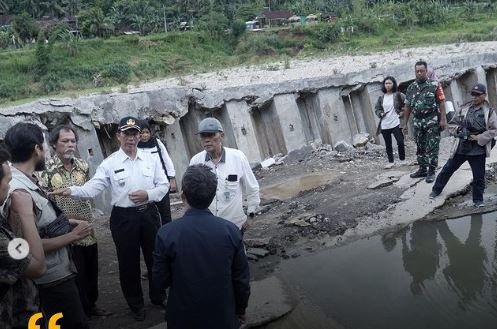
[199,132,216,138]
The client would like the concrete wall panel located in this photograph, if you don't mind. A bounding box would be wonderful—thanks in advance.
[163,120,190,187]
[225,100,262,164]
[272,94,307,152]
[318,88,353,146]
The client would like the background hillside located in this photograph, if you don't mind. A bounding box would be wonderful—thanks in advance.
[0,0,496,104]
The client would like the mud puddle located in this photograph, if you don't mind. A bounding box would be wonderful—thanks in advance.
[260,172,338,200]
[273,212,497,329]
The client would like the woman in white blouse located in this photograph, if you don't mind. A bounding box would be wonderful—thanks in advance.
[138,121,177,224]
[374,76,407,169]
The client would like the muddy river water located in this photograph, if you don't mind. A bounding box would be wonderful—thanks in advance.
[277,213,497,329]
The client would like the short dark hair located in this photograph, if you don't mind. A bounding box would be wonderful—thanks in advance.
[415,60,428,69]
[49,125,79,148]
[182,164,217,209]
[5,122,45,163]
[140,120,150,131]
[381,76,398,93]
[0,144,10,181]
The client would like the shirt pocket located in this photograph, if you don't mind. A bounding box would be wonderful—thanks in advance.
[223,176,239,201]
[112,171,130,187]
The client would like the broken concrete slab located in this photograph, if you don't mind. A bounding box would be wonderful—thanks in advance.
[261,158,276,169]
[352,133,370,147]
[367,179,395,190]
[375,171,407,180]
[334,141,354,153]
[285,145,315,163]
[247,248,270,258]
[245,238,271,248]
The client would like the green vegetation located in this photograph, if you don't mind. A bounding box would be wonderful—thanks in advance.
[0,1,497,104]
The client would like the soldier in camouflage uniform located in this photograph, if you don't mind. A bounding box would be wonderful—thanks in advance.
[403,61,447,183]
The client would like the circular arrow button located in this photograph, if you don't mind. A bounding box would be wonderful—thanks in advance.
[8,238,30,260]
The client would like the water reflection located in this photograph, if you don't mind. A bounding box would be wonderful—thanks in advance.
[280,214,497,329]
[437,214,487,310]
[401,222,441,295]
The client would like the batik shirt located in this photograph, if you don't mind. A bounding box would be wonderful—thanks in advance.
[0,215,39,329]
[39,155,96,246]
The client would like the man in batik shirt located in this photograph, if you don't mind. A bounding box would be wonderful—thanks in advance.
[40,125,110,317]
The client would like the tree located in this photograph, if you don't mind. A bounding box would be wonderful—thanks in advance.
[40,0,66,18]
[78,6,114,37]
[35,30,50,78]
[12,12,39,43]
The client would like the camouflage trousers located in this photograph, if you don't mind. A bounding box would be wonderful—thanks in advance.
[413,119,440,169]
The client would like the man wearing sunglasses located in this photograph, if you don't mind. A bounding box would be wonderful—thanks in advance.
[190,118,260,233]
[429,83,497,207]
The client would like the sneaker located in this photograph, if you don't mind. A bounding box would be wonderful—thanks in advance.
[410,168,427,178]
[398,160,409,166]
[429,191,439,199]
[425,168,436,183]
[133,308,146,321]
[384,162,394,169]
[474,202,485,208]
[88,306,112,317]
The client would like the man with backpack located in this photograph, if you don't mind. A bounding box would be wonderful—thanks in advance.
[429,83,497,207]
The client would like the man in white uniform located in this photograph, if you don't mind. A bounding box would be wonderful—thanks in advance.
[190,118,260,232]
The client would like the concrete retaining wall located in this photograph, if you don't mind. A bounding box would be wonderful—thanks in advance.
[3,53,497,214]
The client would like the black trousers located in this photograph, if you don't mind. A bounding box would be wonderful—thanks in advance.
[38,276,89,329]
[432,153,486,203]
[381,125,406,163]
[110,204,165,312]
[155,192,172,225]
[72,244,99,314]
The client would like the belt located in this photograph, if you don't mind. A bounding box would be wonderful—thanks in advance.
[114,203,153,213]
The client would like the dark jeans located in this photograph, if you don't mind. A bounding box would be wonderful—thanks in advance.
[155,192,172,225]
[110,204,166,312]
[381,125,405,163]
[38,276,89,329]
[432,153,486,202]
[72,244,99,314]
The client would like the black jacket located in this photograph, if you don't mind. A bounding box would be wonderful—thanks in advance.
[152,208,250,329]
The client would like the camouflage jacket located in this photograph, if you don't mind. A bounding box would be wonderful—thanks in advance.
[405,79,441,119]
[39,155,96,246]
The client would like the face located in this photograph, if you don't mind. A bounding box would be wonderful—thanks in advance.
[471,93,486,106]
[55,129,77,161]
[34,144,46,171]
[118,129,140,153]
[140,128,151,143]
[415,65,427,81]
[0,163,11,205]
[384,79,394,92]
[200,132,224,153]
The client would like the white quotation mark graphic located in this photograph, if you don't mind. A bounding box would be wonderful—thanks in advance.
[8,238,30,260]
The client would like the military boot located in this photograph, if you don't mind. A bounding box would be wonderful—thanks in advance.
[425,167,436,183]
[410,167,427,178]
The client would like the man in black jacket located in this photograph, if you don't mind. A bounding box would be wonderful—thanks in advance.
[152,164,250,329]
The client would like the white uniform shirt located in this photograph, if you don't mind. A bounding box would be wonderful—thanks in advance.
[70,148,169,208]
[190,147,260,229]
[381,94,400,130]
[138,138,176,177]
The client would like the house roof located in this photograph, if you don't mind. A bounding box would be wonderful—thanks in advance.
[261,10,293,20]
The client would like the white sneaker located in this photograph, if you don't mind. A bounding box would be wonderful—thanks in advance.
[384,163,394,169]
[398,160,408,166]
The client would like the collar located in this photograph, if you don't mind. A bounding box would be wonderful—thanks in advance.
[184,208,213,217]
[10,165,40,191]
[117,148,145,162]
[205,148,226,163]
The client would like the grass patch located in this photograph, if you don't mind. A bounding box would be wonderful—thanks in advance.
[1,10,497,104]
